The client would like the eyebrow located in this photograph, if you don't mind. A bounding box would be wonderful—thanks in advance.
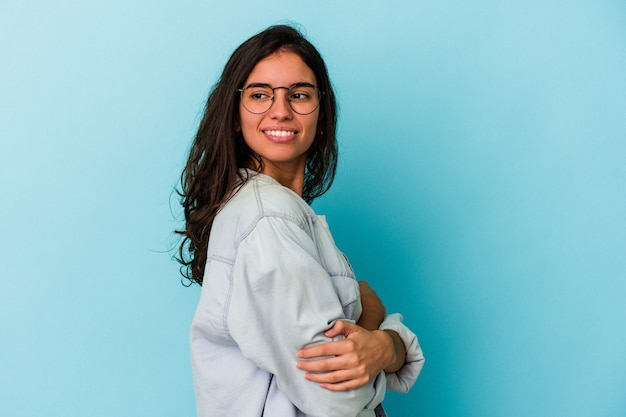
[244,82,317,89]
[291,82,317,89]
[245,83,271,89]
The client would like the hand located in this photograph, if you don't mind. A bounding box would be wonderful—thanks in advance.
[296,320,396,391]
[357,281,386,331]
[356,281,406,372]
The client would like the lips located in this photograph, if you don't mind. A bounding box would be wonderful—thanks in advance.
[263,129,297,142]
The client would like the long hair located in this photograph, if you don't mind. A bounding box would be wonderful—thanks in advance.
[177,25,338,285]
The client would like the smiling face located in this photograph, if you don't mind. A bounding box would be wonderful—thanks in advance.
[238,51,319,186]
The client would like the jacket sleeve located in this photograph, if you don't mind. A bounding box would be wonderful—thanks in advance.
[227,216,385,417]
[379,313,425,393]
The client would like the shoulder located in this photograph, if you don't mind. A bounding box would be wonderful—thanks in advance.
[208,172,316,257]
[228,171,314,224]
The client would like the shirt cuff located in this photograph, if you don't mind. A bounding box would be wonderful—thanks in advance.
[379,313,425,393]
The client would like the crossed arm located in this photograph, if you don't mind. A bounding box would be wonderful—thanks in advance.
[296,281,407,391]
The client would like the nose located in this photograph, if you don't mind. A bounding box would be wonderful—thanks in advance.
[268,88,293,120]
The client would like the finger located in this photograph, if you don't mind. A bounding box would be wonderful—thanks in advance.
[297,355,351,372]
[324,320,358,338]
[319,377,372,392]
[323,320,346,338]
[297,340,353,359]
[320,375,371,391]
[304,369,358,385]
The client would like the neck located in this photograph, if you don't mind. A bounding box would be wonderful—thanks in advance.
[251,160,305,197]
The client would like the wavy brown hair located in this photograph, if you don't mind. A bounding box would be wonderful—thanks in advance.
[176,25,338,285]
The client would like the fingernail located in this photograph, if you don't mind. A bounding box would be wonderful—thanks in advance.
[296,351,303,358]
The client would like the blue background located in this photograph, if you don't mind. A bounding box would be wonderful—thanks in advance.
[1,1,625,416]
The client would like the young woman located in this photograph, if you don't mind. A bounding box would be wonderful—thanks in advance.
[177,25,424,417]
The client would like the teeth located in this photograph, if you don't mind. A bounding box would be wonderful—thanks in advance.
[265,130,294,137]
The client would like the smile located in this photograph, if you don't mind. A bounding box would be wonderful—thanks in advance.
[262,129,298,143]
[263,129,296,137]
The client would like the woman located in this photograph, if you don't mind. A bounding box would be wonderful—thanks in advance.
[178,25,424,417]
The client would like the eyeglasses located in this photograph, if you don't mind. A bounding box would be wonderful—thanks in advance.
[237,83,322,115]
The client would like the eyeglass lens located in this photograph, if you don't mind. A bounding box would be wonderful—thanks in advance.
[240,84,320,115]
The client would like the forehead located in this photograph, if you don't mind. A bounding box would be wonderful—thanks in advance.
[244,51,317,86]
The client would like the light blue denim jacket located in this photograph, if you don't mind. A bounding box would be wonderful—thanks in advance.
[190,171,424,417]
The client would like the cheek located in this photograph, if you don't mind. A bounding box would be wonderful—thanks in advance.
[308,114,321,137]
[238,110,258,137]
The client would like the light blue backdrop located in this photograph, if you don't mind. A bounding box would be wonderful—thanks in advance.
[1,1,625,416]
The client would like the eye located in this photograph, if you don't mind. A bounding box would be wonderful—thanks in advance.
[245,87,272,101]
[290,92,309,101]
[290,87,315,102]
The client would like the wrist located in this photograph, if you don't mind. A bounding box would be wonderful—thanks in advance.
[381,329,407,373]
[372,330,398,373]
